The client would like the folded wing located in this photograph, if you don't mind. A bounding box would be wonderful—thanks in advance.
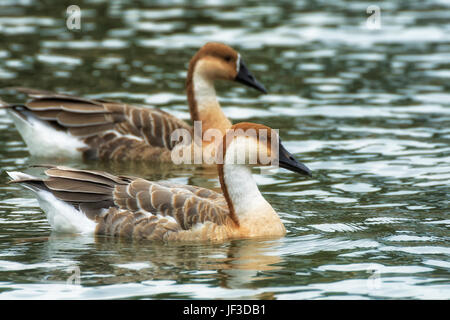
[8,165,230,241]
[3,88,192,160]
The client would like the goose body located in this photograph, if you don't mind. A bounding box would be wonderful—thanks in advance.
[1,43,266,162]
[3,92,190,161]
[8,123,312,242]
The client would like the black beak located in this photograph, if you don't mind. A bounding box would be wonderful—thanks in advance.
[235,59,267,94]
[278,140,312,177]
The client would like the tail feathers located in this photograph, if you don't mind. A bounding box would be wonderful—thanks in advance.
[0,99,10,108]
[7,169,116,204]
[7,170,101,234]
[8,167,119,220]
[7,171,35,181]
[7,171,48,192]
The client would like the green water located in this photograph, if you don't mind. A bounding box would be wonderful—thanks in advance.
[0,0,449,299]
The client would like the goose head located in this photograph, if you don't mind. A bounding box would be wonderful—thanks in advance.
[220,122,312,177]
[188,42,267,94]
[217,122,311,231]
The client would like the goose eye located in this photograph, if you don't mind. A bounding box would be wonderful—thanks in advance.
[224,56,232,62]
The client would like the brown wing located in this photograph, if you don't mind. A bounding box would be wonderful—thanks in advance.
[98,179,230,241]
[113,179,229,229]
[5,88,192,161]
[9,165,230,241]
[95,207,183,240]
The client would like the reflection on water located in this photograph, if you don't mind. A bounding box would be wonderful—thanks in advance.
[0,234,284,299]
[0,0,449,299]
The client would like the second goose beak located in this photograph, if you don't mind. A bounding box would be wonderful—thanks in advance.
[278,141,312,177]
[235,59,267,94]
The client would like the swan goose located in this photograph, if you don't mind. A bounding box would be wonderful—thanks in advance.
[7,122,312,242]
[0,43,266,162]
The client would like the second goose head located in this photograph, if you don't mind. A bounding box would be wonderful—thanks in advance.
[188,42,267,94]
[186,43,267,134]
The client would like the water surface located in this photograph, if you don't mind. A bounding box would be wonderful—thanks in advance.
[0,0,449,299]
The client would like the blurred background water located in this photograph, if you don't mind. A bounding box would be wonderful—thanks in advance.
[0,0,449,299]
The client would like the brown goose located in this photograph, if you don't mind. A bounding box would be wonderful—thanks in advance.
[0,43,266,162]
[7,122,311,242]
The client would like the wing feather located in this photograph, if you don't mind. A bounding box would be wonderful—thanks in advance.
[44,177,112,194]
[112,179,229,231]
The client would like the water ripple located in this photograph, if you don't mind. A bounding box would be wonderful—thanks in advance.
[0,0,448,300]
